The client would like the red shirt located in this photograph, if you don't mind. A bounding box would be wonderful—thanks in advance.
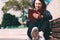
[28,9,39,22]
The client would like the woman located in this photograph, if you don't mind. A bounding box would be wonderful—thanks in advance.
[27,0,52,40]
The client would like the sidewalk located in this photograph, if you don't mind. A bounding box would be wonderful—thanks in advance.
[0,28,28,40]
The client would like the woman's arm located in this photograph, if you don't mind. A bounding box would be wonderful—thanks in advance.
[43,10,52,20]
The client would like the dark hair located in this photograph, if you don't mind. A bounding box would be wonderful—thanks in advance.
[32,0,46,13]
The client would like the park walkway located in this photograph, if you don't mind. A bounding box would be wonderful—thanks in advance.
[0,28,28,40]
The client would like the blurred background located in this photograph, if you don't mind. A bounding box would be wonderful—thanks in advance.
[0,0,60,40]
[0,0,60,29]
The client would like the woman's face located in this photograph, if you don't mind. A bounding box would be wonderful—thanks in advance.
[35,0,42,10]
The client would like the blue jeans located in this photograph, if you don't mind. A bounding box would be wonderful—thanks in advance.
[27,20,51,40]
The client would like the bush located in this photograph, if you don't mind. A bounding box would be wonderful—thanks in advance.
[1,13,21,28]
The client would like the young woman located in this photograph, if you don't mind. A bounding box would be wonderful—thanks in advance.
[27,0,52,40]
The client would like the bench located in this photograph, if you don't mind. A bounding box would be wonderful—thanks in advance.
[50,18,60,40]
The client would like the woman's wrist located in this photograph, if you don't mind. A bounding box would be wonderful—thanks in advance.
[38,15,44,19]
[41,15,44,18]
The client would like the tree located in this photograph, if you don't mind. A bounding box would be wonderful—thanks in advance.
[2,0,31,28]
[2,0,19,13]
[18,0,31,22]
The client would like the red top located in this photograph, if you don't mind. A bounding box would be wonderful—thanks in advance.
[28,9,40,22]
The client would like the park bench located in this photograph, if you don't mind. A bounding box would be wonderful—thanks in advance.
[50,18,60,40]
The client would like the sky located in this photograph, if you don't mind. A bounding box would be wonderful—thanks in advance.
[0,0,60,24]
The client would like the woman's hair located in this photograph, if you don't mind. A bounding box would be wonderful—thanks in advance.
[32,0,46,14]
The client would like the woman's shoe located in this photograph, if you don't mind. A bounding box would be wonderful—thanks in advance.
[31,27,39,40]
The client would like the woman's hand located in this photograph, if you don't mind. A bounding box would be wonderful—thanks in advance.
[33,13,39,19]
[39,15,44,19]
[33,13,44,19]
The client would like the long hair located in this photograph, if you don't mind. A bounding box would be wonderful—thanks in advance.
[32,0,46,14]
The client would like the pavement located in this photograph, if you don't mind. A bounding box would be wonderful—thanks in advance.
[0,28,28,40]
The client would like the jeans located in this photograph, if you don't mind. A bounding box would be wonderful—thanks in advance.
[27,20,51,40]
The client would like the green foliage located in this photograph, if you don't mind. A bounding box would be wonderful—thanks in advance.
[2,0,31,13]
[19,0,31,9]
[2,0,20,13]
[1,0,31,28]
[1,13,21,27]
[2,6,10,13]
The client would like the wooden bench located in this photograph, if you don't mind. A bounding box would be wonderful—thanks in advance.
[50,18,60,40]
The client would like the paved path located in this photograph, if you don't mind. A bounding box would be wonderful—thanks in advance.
[0,28,28,40]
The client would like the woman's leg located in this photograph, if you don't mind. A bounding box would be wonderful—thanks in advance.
[37,20,50,40]
[27,21,36,39]
[40,24,50,40]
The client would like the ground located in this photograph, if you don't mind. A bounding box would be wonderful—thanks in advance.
[0,28,28,40]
